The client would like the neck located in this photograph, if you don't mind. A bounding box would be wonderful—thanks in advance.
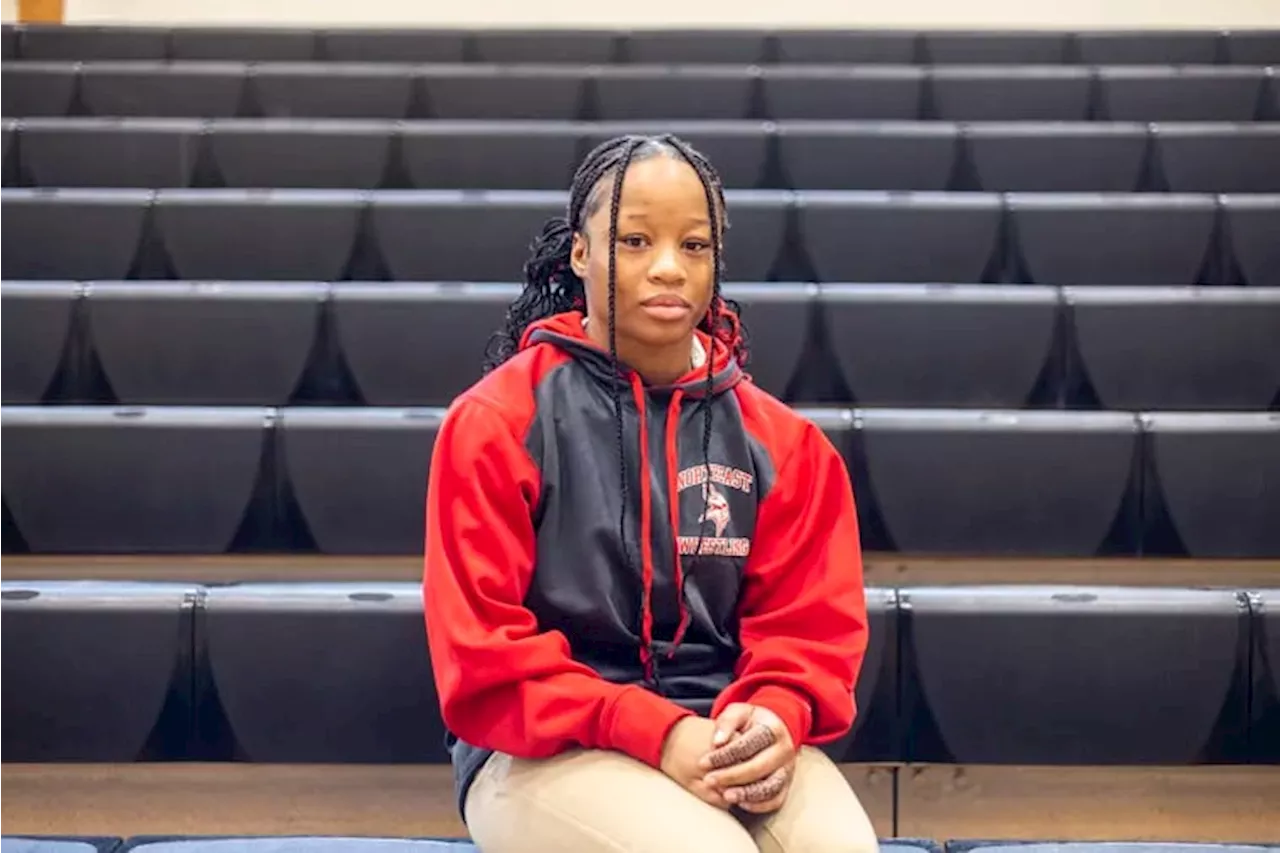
[584,316,694,387]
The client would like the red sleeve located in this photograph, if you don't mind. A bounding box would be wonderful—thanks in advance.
[423,394,694,768]
[711,420,869,748]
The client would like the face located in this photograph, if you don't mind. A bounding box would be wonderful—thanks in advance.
[570,154,719,355]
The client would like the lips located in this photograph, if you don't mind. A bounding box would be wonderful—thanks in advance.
[641,295,691,308]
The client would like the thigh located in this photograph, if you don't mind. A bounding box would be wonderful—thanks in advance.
[745,746,880,853]
[465,748,759,853]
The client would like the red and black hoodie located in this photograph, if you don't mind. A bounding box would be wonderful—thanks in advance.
[423,311,869,817]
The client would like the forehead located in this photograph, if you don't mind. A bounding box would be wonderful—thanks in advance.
[587,155,715,225]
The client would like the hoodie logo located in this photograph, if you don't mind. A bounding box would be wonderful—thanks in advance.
[699,483,731,537]
[676,464,753,558]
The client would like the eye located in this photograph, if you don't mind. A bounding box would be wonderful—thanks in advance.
[618,234,649,249]
[684,239,712,253]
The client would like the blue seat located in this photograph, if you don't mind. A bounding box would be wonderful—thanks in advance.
[950,844,1278,853]
[2,839,121,853]
[117,841,475,853]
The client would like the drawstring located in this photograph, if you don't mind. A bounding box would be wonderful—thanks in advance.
[629,373,657,685]
[665,389,692,656]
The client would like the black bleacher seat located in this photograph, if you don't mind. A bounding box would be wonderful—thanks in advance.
[760,67,924,120]
[280,408,442,554]
[420,65,584,120]
[858,410,1140,555]
[18,117,200,188]
[845,587,900,762]
[331,282,516,406]
[1066,286,1280,411]
[1146,413,1280,558]
[592,66,756,121]
[720,283,814,400]
[401,120,577,190]
[1,281,76,404]
[713,191,791,280]
[797,191,1000,283]
[2,23,18,59]
[776,121,956,190]
[200,583,448,761]
[1156,124,1280,193]
[822,284,1058,408]
[1253,588,1280,762]
[624,30,767,64]
[209,119,392,188]
[1099,66,1267,121]
[19,24,168,60]
[169,28,317,62]
[2,119,14,185]
[155,189,362,281]
[472,30,618,64]
[1076,31,1223,65]
[964,123,1146,192]
[772,31,917,64]
[902,586,1249,763]
[575,121,771,189]
[1,406,264,552]
[252,63,415,120]
[86,281,325,405]
[1008,193,1218,285]
[80,62,246,118]
[1225,30,1280,64]
[318,29,466,64]
[371,190,562,282]
[1222,194,1280,287]
[929,67,1091,121]
[2,188,152,281]
[921,31,1070,64]
[0,580,198,761]
[2,63,77,117]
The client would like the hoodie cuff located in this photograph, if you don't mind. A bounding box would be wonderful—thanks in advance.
[741,685,814,748]
[605,685,696,769]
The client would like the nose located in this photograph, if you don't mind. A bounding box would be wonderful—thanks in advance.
[648,244,687,286]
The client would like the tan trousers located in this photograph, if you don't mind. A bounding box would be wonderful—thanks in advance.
[464,745,880,853]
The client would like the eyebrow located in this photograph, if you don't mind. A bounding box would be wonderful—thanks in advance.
[617,212,711,226]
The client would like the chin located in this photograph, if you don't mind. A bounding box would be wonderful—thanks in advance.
[630,317,699,348]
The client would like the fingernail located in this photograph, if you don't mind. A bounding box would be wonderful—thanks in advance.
[724,789,739,804]
[713,731,729,746]
[699,757,712,770]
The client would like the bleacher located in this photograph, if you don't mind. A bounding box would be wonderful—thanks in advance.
[2,21,1279,851]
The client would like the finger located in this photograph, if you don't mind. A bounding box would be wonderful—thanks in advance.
[724,765,790,809]
[710,702,755,747]
[705,741,790,789]
[701,722,774,771]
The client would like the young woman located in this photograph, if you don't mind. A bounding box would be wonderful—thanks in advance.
[423,134,876,853]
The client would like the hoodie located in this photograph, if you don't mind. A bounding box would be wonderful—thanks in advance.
[422,311,869,818]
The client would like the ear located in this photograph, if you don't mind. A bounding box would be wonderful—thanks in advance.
[570,231,589,280]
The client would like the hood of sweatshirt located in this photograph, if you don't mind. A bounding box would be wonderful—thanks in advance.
[519,311,745,399]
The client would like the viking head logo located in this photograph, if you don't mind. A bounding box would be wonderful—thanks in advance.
[699,483,732,537]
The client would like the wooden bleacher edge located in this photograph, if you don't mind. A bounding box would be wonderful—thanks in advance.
[3,762,1279,843]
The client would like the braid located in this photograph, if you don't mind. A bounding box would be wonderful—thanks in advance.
[604,139,646,678]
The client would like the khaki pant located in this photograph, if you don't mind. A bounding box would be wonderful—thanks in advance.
[464,745,880,853]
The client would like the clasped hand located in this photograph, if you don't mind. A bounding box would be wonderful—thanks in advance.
[659,703,797,814]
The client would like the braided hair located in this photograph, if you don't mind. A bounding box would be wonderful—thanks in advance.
[484,135,749,683]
